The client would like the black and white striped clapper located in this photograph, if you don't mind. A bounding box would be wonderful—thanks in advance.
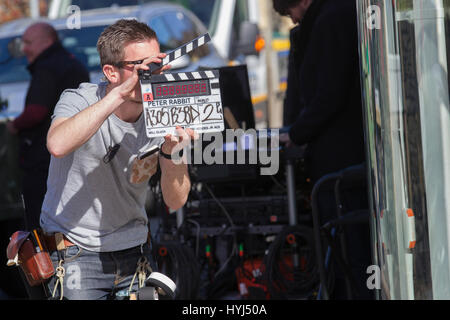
[140,33,212,78]
[139,32,224,138]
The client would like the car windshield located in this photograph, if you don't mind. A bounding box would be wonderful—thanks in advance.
[71,0,141,10]
[0,25,105,85]
[0,37,29,84]
[67,0,217,29]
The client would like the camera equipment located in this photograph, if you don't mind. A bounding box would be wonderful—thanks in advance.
[136,272,177,300]
[142,36,317,300]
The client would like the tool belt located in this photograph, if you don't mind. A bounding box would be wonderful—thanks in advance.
[6,229,75,287]
[42,233,76,252]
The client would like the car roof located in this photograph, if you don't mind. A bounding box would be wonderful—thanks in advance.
[0,2,197,38]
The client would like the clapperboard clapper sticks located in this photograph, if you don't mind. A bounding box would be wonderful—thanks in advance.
[138,33,224,138]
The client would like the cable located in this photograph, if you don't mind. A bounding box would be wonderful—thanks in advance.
[204,242,240,300]
[186,219,201,257]
[213,240,238,278]
[201,183,239,283]
[203,183,235,227]
[270,175,287,192]
[153,241,201,299]
[263,225,319,299]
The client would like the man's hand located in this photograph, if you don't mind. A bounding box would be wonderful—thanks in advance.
[279,132,293,148]
[161,126,199,163]
[115,53,171,100]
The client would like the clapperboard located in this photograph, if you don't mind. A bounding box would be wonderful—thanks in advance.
[139,33,224,138]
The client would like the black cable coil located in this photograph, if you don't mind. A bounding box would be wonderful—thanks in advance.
[263,225,319,299]
[153,241,201,299]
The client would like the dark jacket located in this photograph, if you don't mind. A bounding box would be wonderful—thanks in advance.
[288,0,366,183]
[19,42,90,170]
[283,24,302,126]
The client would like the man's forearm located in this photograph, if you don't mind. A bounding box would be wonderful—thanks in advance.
[47,88,125,158]
[13,104,49,131]
[160,157,190,210]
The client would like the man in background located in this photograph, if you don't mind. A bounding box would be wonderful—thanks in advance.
[273,0,372,299]
[7,22,89,230]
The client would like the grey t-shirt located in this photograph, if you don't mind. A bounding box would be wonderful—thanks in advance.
[40,82,162,252]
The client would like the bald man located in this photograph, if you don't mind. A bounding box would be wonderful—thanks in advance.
[7,22,89,230]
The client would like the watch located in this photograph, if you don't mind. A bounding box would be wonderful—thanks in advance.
[159,148,173,160]
[159,148,184,160]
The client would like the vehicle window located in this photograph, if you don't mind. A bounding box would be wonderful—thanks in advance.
[233,0,249,42]
[148,15,175,52]
[0,37,29,84]
[230,0,250,58]
[62,0,217,29]
[59,26,105,70]
[165,11,197,46]
[0,25,105,85]
[149,10,210,58]
[164,0,217,28]
[71,0,140,10]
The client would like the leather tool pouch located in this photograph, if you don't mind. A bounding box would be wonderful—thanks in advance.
[6,230,55,287]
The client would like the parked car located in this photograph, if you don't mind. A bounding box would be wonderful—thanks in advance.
[0,2,227,223]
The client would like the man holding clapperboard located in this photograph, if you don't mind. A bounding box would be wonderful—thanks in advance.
[37,19,197,299]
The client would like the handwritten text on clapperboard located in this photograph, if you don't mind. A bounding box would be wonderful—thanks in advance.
[144,96,223,136]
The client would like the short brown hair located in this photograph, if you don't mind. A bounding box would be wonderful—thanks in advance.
[97,19,157,67]
[273,0,302,16]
